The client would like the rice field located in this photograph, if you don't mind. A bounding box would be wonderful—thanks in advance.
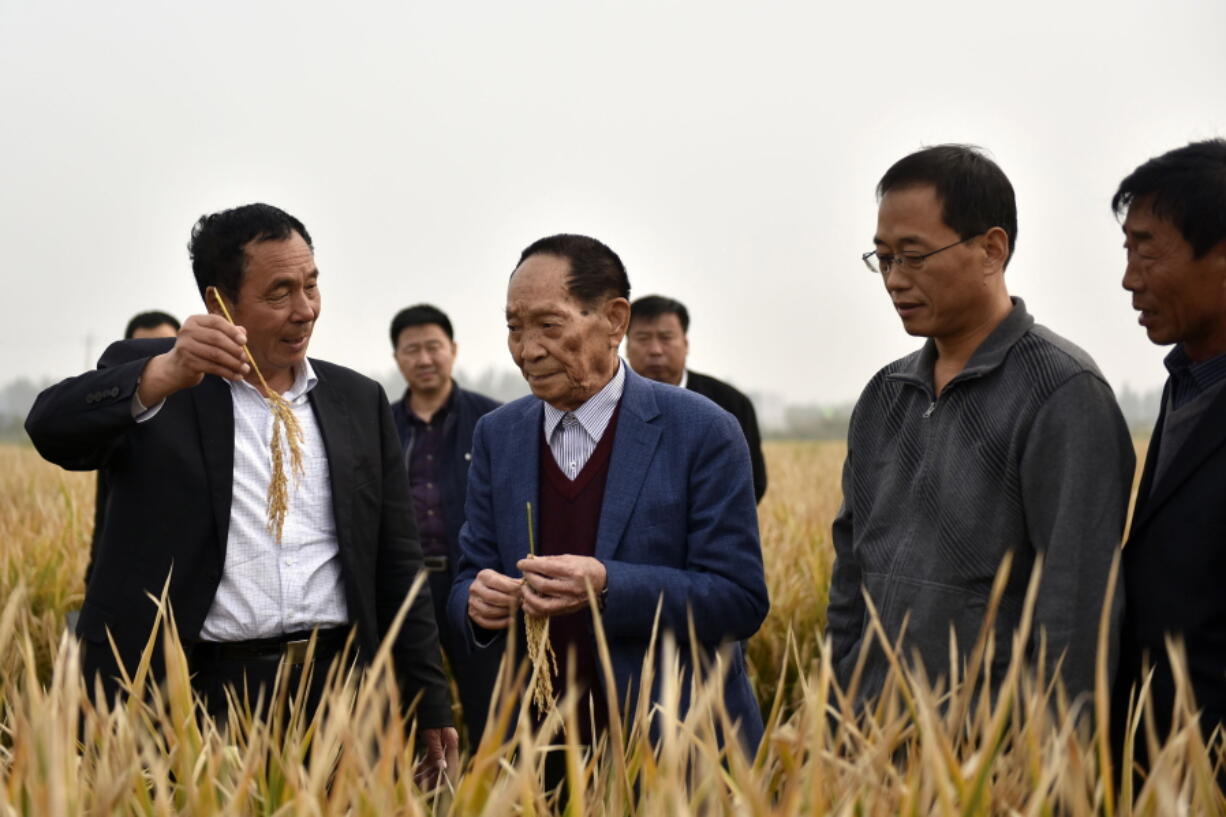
[1,440,1222,815]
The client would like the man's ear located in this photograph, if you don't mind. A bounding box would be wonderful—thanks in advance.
[204,286,224,316]
[982,226,1010,273]
[605,297,631,345]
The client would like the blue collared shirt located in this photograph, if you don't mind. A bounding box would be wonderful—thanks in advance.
[542,361,626,479]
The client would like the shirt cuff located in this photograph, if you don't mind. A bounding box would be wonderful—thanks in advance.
[131,386,165,423]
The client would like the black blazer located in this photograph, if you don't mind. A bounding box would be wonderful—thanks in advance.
[390,383,501,566]
[1114,380,1226,740]
[686,370,768,503]
[25,339,452,726]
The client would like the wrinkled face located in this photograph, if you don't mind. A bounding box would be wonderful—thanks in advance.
[873,185,996,341]
[394,323,456,395]
[625,313,688,385]
[1122,197,1226,360]
[215,232,320,392]
[506,253,628,411]
[130,323,178,339]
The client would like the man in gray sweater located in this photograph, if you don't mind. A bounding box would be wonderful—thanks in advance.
[827,145,1135,705]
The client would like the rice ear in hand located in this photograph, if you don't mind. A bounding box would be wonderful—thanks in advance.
[209,288,305,543]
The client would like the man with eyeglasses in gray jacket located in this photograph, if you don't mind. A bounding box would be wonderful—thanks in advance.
[826,145,1135,707]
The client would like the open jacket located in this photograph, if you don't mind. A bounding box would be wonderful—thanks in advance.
[25,338,452,726]
[447,366,769,748]
[390,381,500,564]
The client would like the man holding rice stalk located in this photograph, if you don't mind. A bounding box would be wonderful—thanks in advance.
[448,234,768,756]
[827,145,1135,706]
[1111,139,1226,769]
[26,203,458,775]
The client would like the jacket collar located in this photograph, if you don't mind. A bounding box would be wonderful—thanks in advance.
[397,379,459,416]
[1131,378,1226,531]
[887,297,1034,391]
[594,367,661,560]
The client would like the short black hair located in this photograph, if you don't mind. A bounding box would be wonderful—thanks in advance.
[630,295,690,333]
[188,203,313,301]
[123,310,180,340]
[516,234,630,306]
[390,303,454,348]
[1112,139,1226,259]
[877,144,1019,268]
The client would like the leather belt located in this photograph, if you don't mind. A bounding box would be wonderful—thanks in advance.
[194,626,350,666]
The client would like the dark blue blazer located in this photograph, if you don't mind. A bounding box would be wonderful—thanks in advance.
[447,366,769,748]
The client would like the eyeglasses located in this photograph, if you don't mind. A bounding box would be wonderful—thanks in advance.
[861,234,982,275]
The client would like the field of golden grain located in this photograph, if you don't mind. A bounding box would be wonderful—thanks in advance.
[1,440,1221,815]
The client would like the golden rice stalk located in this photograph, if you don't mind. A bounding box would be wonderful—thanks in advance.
[263,391,304,543]
[210,288,305,543]
[524,504,558,712]
[523,563,559,713]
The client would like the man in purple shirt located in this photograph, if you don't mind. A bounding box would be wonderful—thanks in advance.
[389,304,502,750]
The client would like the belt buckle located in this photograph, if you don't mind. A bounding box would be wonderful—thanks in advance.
[423,555,449,573]
[283,639,311,666]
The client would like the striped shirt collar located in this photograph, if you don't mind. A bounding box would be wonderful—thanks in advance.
[1164,344,1226,410]
[543,360,626,443]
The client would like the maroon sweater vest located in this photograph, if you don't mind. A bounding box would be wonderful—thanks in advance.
[536,403,621,737]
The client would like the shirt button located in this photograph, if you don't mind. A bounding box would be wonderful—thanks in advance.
[427,510,434,516]
[427,482,433,489]
[427,455,433,461]
[285,557,296,566]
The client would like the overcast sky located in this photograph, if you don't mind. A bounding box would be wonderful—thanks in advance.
[2,0,1224,405]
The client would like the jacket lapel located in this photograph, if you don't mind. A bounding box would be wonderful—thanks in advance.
[192,376,235,560]
[307,365,356,558]
[1131,380,1226,531]
[504,399,542,569]
[596,369,661,561]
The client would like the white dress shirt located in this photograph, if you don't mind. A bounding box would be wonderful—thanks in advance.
[542,361,626,479]
[135,362,348,641]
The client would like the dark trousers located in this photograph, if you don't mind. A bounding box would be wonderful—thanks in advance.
[79,627,353,727]
[188,628,354,726]
[428,565,504,752]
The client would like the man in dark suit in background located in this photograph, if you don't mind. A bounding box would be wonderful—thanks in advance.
[1112,139,1226,763]
[389,303,502,750]
[27,203,457,773]
[625,295,768,503]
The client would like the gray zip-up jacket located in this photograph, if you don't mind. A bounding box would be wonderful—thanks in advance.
[827,298,1135,703]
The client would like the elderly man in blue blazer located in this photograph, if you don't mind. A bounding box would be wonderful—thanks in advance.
[447,233,768,752]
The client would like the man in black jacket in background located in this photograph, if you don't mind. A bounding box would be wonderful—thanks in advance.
[625,295,767,503]
[1112,139,1226,771]
[389,304,502,749]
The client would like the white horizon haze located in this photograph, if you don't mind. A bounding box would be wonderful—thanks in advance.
[2,1,1224,407]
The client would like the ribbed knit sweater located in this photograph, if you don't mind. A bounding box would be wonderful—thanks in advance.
[826,298,1135,702]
